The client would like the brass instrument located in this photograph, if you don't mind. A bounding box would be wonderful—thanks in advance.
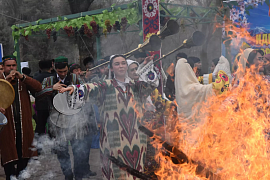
[157,20,180,39]
[153,31,206,64]
[124,35,162,58]
[83,35,162,72]
[83,31,204,72]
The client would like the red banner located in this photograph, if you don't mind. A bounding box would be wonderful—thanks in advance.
[142,0,163,94]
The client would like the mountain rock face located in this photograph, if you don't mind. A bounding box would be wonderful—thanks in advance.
[249,27,270,36]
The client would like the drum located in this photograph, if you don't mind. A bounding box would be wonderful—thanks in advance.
[0,79,15,109]
[53,92,81,115]
[0,79,14,133]
[0,112,7,133]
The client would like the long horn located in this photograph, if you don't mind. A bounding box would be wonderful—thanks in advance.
[153,31,205,64]
[85,35,162,72]
[86,31,204,72]
[157,20,180,39]
[124,35,162,58]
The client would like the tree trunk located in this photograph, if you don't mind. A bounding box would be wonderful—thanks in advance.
[68,0,95,67]
[75,35,96,69]
[200,23,212,74]
[200,0,223,74]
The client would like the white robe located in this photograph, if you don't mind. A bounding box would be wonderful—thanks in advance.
[175,58,214,120]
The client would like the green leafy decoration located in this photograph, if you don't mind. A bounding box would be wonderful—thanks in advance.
[25,30,30,36]
[11,2,140,40]
[36,19,42,24]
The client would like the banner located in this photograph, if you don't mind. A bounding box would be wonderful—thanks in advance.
[21,62,29,72]
[223,0,270,62]
[0,44,3,62]
[142,0,163,94]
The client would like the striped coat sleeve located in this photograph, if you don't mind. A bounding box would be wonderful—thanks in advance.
[35,76,54,98]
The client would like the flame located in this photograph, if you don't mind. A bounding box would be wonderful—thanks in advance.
[144,22,270,180]
[150,67,270,180]
[166,63,175,77]
[218,19,257,50]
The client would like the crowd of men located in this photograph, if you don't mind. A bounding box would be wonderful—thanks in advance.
[0,47,269,180]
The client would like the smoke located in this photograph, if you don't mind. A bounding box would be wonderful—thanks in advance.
[10,134,57,180]
[13,99,99,179]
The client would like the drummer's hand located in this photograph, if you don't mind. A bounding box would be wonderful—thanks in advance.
[0,108,5,114]
[5,70,16,82]
[143,55,154,65]
[59,86,74,95]
[53,81,67,91]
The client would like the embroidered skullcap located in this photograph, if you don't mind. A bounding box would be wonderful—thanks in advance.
[2,55,16,62]
[55,56,68,64]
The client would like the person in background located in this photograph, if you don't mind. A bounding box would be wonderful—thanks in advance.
[60,54,159,180]
[34,60,53,83]
[91,58,110,82]
[134,51,147,64]
[84,57,111,151]
[34,60,53,135]
[34,59,55,77]
[134,51,167,95]
[0,55,42,180]
[245,49,264,74]
[51,59,57,76]
[199,56,232,85]
[83,57,95,70]
[164,53,187,101]
[126,59,139,81]
[188,56,201,77]
[211,58,220,73]
[69,64,82,76]
[69,63,95,83]
[234,48,264,86]
[36,56,96,180]
[0,62,4,75]
[22,67,32,77]
[97,59,109,78]
[83,57,97,82]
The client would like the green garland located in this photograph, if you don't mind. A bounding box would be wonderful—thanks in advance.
[11,2,140,56]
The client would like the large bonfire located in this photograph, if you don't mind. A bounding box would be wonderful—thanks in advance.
[147,25,270,180]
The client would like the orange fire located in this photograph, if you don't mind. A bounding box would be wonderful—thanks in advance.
[146,22,270,180]
[150,68,270,180]
[166,63,175,77]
